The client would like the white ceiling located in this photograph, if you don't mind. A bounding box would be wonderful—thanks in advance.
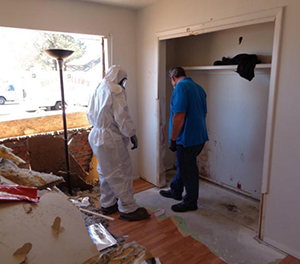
[74,0,161,9]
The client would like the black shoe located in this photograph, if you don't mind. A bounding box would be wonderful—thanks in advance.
[101,202,118,215]
[118,207,151,222]
[159,189,182,201]
[171,202,198,212]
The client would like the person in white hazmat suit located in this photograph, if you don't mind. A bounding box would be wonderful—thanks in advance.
[87,65,150,221]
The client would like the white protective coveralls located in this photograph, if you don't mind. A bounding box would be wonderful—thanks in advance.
[87,65,138,214]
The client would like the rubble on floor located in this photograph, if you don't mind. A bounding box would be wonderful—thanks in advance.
[0,143,151,263]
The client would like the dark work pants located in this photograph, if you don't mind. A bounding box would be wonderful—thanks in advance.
[170,143,205,207]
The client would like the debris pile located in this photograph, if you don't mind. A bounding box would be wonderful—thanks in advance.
[0,143,156,264]
[0,144,109,263]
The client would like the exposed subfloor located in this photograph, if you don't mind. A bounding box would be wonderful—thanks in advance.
[134,171,286,264]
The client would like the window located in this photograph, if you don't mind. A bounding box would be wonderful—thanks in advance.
[0,26,108,126]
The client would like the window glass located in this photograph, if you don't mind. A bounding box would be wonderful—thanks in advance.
[0,26,106,122]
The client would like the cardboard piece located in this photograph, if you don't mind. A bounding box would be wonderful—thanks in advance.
[0,192,99,264]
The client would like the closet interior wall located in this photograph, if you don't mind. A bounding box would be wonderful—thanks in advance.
[164,22,275,200]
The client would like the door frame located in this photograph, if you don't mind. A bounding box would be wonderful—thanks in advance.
[156,7,283,240]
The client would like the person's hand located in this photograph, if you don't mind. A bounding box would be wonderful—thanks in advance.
[130,135,138,150]
[169,140,177,152]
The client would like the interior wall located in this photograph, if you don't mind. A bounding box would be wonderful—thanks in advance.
[0,0,140,178]
[163,22,273,200]
[193,70,270,200]
[137,0,300,258]
[164,40,176,170]
[172,22,274,66]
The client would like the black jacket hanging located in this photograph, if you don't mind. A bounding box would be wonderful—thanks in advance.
[214,54,261,81]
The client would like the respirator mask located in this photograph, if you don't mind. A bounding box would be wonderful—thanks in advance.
[119,78,127,89]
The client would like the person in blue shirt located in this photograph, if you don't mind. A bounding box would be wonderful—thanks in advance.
[160,67,209,212]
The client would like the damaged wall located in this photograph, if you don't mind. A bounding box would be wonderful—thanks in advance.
[0,127,93,173]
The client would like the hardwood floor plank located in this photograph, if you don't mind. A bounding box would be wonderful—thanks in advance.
[280,255,300,264]
[133,178,155,194]
[108,211,226,264]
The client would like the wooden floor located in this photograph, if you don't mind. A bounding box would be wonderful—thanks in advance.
[281,256,300,264]
[107,179,225,264]
[113,179,300,264]
[108,212,226,264]
[132,178,155,194]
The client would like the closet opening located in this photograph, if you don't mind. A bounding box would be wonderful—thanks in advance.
[156,8,282,238]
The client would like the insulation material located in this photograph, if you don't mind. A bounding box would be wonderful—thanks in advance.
[87,223,117,251]
[0,158,64,189]
[0,175,17,185]
[85,241,154,264]
[86,155,99,184]
[0,192,99,264]
[0,144,25,164]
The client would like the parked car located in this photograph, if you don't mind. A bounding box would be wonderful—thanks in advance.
[0,84,18,105]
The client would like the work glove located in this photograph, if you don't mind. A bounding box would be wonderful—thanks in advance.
[130,135,138,150]
[169,140,177,152]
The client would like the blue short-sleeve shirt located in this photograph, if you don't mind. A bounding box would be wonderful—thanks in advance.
[169,77,209,147]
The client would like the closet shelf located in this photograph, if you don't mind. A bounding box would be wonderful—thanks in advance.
[183,64,271,71]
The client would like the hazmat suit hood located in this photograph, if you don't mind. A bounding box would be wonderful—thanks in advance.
[104,65,127,85]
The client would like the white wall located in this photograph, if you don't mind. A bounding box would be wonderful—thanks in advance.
[166,22,274,200]
[0,0,140,178]
[137,0,300,258]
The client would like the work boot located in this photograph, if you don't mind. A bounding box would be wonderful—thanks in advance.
[171,202,198,212]
[159,189,182,201]
[118,207,151,221]
[101,202,118,215]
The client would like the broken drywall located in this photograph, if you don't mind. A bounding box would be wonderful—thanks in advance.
[0,192,99,264]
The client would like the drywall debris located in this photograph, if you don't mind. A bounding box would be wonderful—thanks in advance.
[79,208,114,221]
[0,192,99,264]
[154,208,165,217]
[56,170,93,192]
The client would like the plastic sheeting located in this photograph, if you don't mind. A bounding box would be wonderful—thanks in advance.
[0,185,39,203]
